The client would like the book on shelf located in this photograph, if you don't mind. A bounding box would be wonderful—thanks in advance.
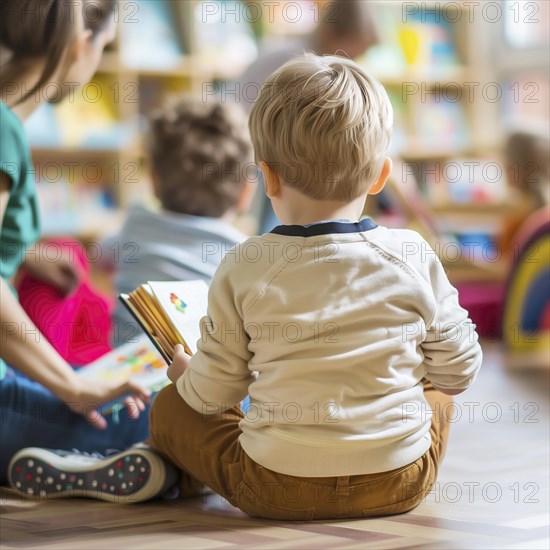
[120,0,185,69]
[23,103,62,147]
[384,159,509,274]
[406,157,508,205]
[363,1,460,79]
[362,6,407,77]
[193,0,258,74]
[26,76,135,150]
[35,172,118,237]
[438,223,500,265]
[399,9,459,68]
[120,280,209,364]
[410,97,469,154]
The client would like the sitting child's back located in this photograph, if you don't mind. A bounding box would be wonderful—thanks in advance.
[177,54,483,479]
[184,222,480,476]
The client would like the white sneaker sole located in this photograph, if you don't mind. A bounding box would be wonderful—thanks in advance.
[8,447,172,504]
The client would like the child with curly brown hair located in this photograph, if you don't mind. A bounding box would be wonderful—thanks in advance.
[106,97,256,346]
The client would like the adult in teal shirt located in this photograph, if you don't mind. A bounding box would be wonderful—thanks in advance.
[0,0,150,484]
[0,102,40,286]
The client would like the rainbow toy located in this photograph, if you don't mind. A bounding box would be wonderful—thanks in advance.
[170,293,187,314]
[502,208,550,367]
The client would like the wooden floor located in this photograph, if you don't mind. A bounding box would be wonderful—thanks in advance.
[1,342,548,549]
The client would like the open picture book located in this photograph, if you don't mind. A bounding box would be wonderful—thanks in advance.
[78,335,169,396]
[74,280,209,414]
[119,279,210,364]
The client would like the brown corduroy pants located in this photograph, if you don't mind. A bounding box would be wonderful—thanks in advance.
[147,380,453,520]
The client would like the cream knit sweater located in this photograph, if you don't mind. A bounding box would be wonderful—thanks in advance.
[177,219,482,476]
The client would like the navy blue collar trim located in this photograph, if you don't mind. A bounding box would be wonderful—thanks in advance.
[270,218,378,237]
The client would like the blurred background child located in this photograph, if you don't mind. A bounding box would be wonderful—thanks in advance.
[104,97,255,346]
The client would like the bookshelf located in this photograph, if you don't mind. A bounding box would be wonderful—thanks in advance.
[28,0,522,285]
[359,0,516,283]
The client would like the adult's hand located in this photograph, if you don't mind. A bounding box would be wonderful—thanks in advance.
[63,377,151,430]
[22,246,80,296]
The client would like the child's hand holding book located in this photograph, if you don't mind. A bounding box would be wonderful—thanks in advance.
[79,280,207,418]
[167,344,191,384]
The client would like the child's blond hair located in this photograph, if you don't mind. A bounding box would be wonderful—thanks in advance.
[249,53,393,201]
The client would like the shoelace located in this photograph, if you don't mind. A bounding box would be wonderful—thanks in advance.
[71,448,105,458]
[52,448,121,463]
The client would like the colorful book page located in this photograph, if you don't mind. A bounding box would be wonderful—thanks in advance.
[147,280,209,355]
[78,335,168,392]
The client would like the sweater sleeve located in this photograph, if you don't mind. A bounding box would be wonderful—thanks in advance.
[421,254,483,391]
[176,260,254,413]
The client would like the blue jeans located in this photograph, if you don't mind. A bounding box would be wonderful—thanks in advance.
[0,367,151,485]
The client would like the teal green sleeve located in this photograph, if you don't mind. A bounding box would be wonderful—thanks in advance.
[0,102,41,280]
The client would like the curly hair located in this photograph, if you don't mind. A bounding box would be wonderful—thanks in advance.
[148,97,253,217]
